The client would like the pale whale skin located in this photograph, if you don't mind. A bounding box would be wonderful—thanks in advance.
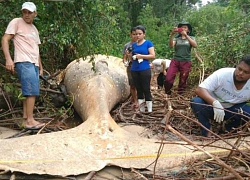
[64,54,130,124]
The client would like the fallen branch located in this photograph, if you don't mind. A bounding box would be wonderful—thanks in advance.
[166,124,244,180]
[131,168,148,180]
[84,171,96,180]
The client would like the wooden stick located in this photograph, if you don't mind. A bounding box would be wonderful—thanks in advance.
[166,124,244,180]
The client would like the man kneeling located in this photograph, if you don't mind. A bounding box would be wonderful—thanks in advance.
[191,54,250,137]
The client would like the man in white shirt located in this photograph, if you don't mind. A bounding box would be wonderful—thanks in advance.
[151,59,171,89]
[191,54,250,137]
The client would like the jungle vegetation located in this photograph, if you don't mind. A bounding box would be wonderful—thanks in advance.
[0,0,249,99]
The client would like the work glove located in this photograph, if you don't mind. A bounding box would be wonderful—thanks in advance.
[132,55,137,60]
[212,100,225,123]
[138,59,143,63]
[132,55,143,63]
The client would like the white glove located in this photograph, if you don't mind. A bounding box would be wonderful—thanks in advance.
[132,55,137,60]
[212,100,225,123]
[138,59,143,63]
[132,55,143,63]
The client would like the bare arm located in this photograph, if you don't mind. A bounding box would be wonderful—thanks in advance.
[169,28,177,48]
[162,61,167,75]
[135,46,155,60]
[195,86,225,124]
[38,55,43,76]
[185,34,197,48]
[195,87,217,105]
[122,54,127,63]
[124,50,134,63]
[1,34,15,73]
[179,30,197,48]
[122,45,132,63]
[169,27,197,48]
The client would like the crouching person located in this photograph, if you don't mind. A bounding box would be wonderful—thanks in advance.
[151,59,171,89]
[191,54,250,137]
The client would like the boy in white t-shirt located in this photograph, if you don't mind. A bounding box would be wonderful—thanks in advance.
[151,59,171,89]
[191,54,250,137]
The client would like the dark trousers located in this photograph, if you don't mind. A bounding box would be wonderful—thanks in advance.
[157,72,166,88]
[164,59,191,95]
[131,69,152,101]
[191,96,250,136]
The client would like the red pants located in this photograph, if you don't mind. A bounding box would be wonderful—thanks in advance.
[164,59,191,95]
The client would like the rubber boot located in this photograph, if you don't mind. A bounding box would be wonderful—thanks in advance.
[138,99,145,112]
[146,101,153,112]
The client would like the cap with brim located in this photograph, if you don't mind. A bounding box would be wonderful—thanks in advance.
[178,22,192,34]
[21,2,36,12]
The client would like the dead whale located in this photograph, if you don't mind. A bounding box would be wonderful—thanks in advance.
[0,54,249,177]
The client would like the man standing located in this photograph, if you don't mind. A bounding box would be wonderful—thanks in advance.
[1,2,45,129]
[122,27,138,108]
[191,54,250,137]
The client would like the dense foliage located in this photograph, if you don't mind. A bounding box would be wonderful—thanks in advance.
[0,0,249,78]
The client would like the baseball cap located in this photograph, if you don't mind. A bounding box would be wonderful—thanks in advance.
[21,2,37,12]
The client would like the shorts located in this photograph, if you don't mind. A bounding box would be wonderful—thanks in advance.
[15,62,40,96]
[126,64,135,86]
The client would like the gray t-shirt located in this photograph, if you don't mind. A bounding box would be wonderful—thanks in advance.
[173,36,195,61]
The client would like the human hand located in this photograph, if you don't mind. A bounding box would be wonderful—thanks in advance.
[127,46,133,53]
[124,61,129,67]
[39,68,43,76]
[212,100,225,123]
[5,59,15,73]
[182,30,187,36]
[170,27,177,35]
[125,50,131,56]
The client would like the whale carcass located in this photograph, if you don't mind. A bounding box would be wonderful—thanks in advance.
[0,54,249,177]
